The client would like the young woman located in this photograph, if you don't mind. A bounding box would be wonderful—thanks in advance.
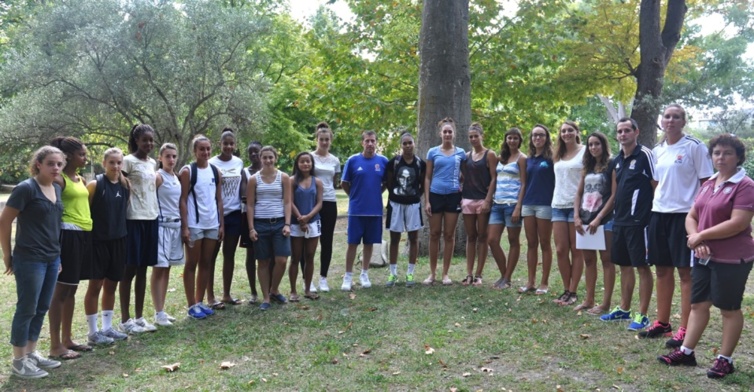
[424,117,467,285]
[246,146,292,310]
[573,132,616,314]
[488,128,527,290]
[120,125,159,333]
[179,135,224,319]
[240,141,262,303]
[642,104,713,343]
[288,152,323,301]
[551,121,586,306]
[460,123,496,286]
[311,122,340,292]
[151,143,184,326]
[208,129,245,308]
[48,136,92,359]
[658,134,754,379]
[83,148,130,346]
[2,147,65,379]
[521,125,555,295]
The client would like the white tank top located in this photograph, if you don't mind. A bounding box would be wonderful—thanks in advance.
[254,171,284,219]
[157,169,181,220]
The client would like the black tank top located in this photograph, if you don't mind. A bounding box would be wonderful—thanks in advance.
[462,149,492,200]
[90,175,129,241]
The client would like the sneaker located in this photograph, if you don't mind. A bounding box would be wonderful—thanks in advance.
[341,275,353,291]
[309,282,318,293]
[707,357,735,379]
[270,293,288,303]
[657,349,697,366]
[11,356,48,379]
[627,313,650,331]
[88,330,115,346]
[259,302,271,311]
[135,317,158,332]
[165,312,177,322]
[319,277,330,292]
[120,318,147,334]
[188,304,207,320]
[197,302,215,317]
[600,306,632,322]
[406,274,415,287]
[360,273,372,288]
[666,327,687,348]
[154,313,173,327]
[638,321,672,339]
[101,327,128,341]
[386,274,397,287]
[27,351,61,369]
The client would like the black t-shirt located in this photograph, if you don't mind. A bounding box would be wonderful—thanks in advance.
[612,144,656,227]
[6,178,63,262]
[385,155,426,204]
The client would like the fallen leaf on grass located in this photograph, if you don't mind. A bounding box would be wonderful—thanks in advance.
[219,361,235,370]
[331,358,339,364]
[368,307,378,312]
[167,288,176,292]
[439,359,448,368]
[161,363,180,372]
[450,388,458,392]
[556,385,564,392]
[462,372,471,377]
[123,373,129,378]
[262,378,267,383]
[248,380,254,385]
[472,308,478,313]
[481,367,493,373]
[273,373,278,377]
[349,293,356,300]
[713,347,719,356]
[454,322,461,327]
[579,334,591,340]
[392,371,401,375]
[616,367,623,375]
[577,311,582,316]
[359,349,371,357]
[424,344,435,355]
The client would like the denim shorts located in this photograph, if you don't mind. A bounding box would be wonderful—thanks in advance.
[521,205,552,220]
[604,220,614,232]
[551,207,575,223]
[489,203,522,228]
[189,227,219,242]
[253,218,291,260]
[11,257,60,347]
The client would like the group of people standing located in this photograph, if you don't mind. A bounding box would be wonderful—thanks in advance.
[2,104,752,380]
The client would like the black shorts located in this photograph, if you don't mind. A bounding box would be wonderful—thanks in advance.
[611,225,649,267]
[125,219,158,267]
[239,212,254,252]
[58,229,92,285]
[648,213,692,268]
[223,210,243,238]
[89,237,126,281]
[429,192,462,214]
[691,260,753,310]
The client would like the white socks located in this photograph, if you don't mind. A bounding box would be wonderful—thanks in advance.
[86,314,98,335]
[407,263,416,275]
[389,264,397,275]
[101,310,114,331]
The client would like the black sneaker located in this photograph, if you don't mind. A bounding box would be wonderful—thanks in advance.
[657,349,697,367]
[638,320,672,338]
[665,327,686,348]
[707,358,735,379]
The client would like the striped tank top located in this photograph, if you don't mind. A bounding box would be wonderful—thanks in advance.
[494,154,522,204]
[254,171,284,219]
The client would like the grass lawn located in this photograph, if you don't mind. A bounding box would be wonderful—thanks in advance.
[0,190,752,391]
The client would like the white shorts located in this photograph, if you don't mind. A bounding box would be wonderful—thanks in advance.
[290,220,322,238]
[386,201,423,233]
[156,220,185,267]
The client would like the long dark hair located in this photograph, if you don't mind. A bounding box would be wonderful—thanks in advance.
[528,124,553,160]
[582,132,611,174]
[127,124,155,154]
[292,151,316,187]
[500,127,523,163]
[49,136,85,164]
[555,120,581,162]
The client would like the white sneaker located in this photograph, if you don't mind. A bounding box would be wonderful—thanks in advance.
[164,312,176,322]
[154,313,173,327]
[360,273,372,288]
[88,330,115,346]
[341,275,353,291]
[135,317,158,332]
[27,351,61,369]
[11,356,48,379]
[120,318,147,334]
[101,327,128,341]
[319,277,330,292]
[309,282,318,293]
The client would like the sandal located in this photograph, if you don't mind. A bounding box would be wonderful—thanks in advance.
[561,292,578,306]
[535,287,549,295]
[222,298,244,305]
[472,276,483,286]
[461,275,473,286]
[304,293,320,300]
[422,276,436,286]
[289,294,300,303]
[573,302,594,311]
[49,350,81,360]
[210,301,226,310]
[518,286,536,294]
[492,278,509,290]
[442,276,453,286]
[553,290,570,304]
[586,305,607,316]
[67,344,92,352]
[248,295,258,304]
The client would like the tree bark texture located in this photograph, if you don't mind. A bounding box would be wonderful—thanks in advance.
[417,0,471,256]
[632,0,687,147]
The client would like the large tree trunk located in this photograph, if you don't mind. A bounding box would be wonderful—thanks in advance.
[417,0,471,256]
[632,0,687,147]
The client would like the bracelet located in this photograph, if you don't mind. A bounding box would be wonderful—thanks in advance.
[284,224,291,227]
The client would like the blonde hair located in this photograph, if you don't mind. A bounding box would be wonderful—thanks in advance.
[29,146,64,176]
[102,147,130,190]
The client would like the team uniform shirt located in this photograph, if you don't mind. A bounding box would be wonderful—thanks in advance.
[613,144,656,227]
[312,152,341,202]
[341,153,388,216]
[6,179,63,262]
[90,175,129,241]
[522,155,555,206]
[652,135,713,213]
[385,155,425,205]
[579,169,613,225]
[551,147,585,209]
[183,164,220,229]
[494,154,523,204]
[693,168,754,264]
[210,156,244,216]
[157,169,181,220]
[426,146,466,194]
[123,154,159,220]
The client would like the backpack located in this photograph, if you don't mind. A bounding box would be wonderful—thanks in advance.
[189,162,220,224]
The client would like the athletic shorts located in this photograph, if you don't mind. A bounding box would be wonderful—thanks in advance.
[429,192,462,214]
[347,216,383,245]
[189,227,219,242]
[648,212,692,268]
[125,219,159,267]
[253,218,291,259]
[489,203,522,228]
[290,220,322,238]
[521,205,552,220]
[691,260,753,310]
[611,225,649,267]
[386,201,423,233]
[461,198,487,215]
[156,220,185,267]
[90,237,126,281]
[223,210,243,238]
[551,207,575,223]
[58,229,92,285]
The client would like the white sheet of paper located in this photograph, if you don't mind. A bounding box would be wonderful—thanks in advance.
[575,225,606,250]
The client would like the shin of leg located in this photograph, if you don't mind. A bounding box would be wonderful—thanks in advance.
[619,266,635,310]
[270,256,287,293]
[134,266,148,318]
[583,251,598,302]
[683,301,712,350]
[222,235,239,297]
[257,260,272,300]
[345,244,359,273]
[464,214,478,273]
[361,244,374,271]
[720,309,744,357]
[84,279,104,315]
[289,237,303,290]
[678,267,693,327]
[637,266,653,314]
[407,231,419,264]
[655,266,675,323]
[389,231,402,265]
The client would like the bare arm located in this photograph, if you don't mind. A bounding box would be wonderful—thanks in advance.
[178,167,191,244]
[573,173,586,235]
[424,159,434,216]
[687,208,754,248]
[481,150,497,213]
[341,181,351,196]
[282,173,292,237]
[87,180,97,204]
[512,154,527,224]
[246,175,258,241]
[215,171,224,241]
[0,206,20,275]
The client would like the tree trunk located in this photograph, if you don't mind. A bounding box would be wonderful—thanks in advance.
[632,0,687,147]
[417,0,471,256]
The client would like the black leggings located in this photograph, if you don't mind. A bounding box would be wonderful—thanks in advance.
[318,201,338,277]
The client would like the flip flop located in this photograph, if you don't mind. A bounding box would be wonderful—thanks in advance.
[587,306,606,316]
[535,287,549,295]
[210,301,226,310]
[289,294,300,303]
[518,286,536,294]
[442,277,453,286]
[67,344,92,352]
[461,275,473,286]
[222,298,244,305]
[422,276,435,286]
[248,295,258,304]
[573,302,594,311]
[472,276,483,286]
[50,350,81,360]
[304,293,320,300]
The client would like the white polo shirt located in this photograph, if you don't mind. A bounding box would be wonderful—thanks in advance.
[652,134,713,213]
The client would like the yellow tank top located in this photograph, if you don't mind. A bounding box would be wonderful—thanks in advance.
[62,172,93,231]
